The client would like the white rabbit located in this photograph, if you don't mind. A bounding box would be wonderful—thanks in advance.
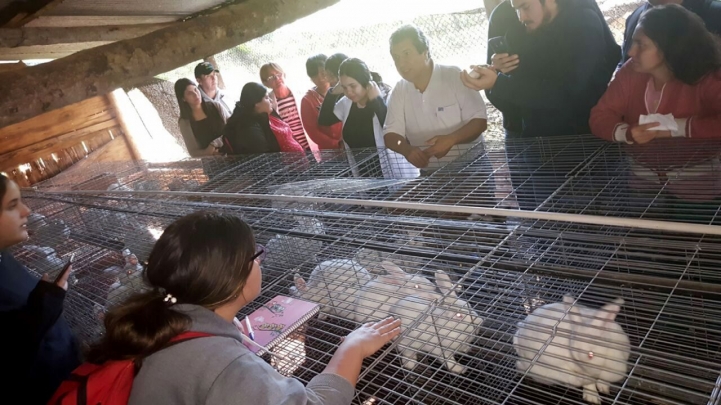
[290,259,371,320]
[354,261,436,323]
[390,270,483,374]
[514,295,630,405]
[353,248,422,274]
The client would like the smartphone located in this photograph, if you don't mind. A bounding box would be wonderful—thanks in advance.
[489,36,509,55]
[54,253,75,284]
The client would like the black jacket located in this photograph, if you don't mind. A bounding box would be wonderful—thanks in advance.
[222,112,281,154]
[0,253,80,404]
[485,0,621,137]
[621,0,721,67]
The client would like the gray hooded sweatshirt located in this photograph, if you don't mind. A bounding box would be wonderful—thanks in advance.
[128,304,355,405]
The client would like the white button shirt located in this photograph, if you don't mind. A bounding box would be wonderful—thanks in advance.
[384,63,488,170]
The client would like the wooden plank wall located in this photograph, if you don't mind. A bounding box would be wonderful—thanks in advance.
[0,95,135,187]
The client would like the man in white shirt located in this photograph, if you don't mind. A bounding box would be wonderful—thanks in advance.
[195,62,232,116]
[384,25,489,172]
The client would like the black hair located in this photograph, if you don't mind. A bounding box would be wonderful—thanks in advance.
[86,212,256,363]
[174,78,197,120]
[638,4,721,85]
[339,58,383,87]
[325,53,349,80]
[306,54,328,78]
[223,82,279,153]
[0,174,8,207]
[390,25,431,58]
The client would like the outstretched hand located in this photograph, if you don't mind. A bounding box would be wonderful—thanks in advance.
[460,65,498,91]
[42,263,73,291]
[630,122,669,145]
[341,317,401,358]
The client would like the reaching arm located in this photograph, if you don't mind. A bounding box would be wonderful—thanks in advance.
[589,66,631,143]
[318,90,343,126]
[490,10,607,109]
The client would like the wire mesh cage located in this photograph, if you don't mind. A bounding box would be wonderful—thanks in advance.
[14,134,721,405]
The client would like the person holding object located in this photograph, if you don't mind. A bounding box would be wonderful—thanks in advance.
[383,25,489,172]
[174,78,228,157]
[79,212,400,404]
[461,0,620,137]
[590,5,721,207]
[0,174,80,404]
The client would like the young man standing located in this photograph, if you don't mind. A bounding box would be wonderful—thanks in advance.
[463,0,620,138]
[194,62,232,117]
[301,54,344,150]
[383,25,489,172]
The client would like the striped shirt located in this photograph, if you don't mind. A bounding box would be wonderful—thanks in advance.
[276,92,309,150]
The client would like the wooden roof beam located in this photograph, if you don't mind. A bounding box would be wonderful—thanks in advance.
[0,0,66,28]
[0,0,340,128]
[0,24,173,47]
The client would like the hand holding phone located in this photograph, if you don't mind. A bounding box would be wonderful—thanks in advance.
[53,253,74,291]
[489,36,520,74]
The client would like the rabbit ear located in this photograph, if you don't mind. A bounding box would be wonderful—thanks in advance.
[435,270,455,295]
[599,298,624,322]
[380,261,405,275]
[294,274,308,292]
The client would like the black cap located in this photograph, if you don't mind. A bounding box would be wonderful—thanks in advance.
[195,62,219,78]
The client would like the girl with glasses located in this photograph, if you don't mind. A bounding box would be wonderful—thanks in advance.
[82,212,400,404]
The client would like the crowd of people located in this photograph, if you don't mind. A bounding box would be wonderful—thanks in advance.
[3,0,720,403]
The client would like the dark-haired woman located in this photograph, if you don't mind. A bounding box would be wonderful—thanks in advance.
[223,82,304,154]
[0,174,80,403]
[174,78,229,157]
[590,4,721,220]
[81,212,400,404]
[318,58,416,178]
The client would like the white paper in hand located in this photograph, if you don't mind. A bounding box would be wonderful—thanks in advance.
[639,113,678,132]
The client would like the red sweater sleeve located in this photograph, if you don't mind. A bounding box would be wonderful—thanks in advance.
[301,96,340,149]
[687,71,721,139]
[270,115,304,153]
[590,66,632,143]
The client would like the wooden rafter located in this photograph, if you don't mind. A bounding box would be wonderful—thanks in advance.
[0,0,340,128]
[0,0,66,28]
[0,24,173,47]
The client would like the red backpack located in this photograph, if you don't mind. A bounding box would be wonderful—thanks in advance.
[48,331,213,405]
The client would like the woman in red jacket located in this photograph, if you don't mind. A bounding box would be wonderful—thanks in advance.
[590,5,721,221]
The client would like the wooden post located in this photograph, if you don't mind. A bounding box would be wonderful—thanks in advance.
[0,0,340,128]
[204,55,226,90]
[107,88,149,161]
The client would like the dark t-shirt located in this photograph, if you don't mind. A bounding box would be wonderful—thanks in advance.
[190,102,226,149]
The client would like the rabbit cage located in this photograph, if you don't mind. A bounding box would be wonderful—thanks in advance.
[15,136,721,405]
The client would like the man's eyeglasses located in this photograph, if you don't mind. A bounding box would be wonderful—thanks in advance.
[249,244,266,263]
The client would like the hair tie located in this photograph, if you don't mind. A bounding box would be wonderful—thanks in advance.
[163,293,177,305]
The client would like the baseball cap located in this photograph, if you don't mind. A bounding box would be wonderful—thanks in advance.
[195,62,219,78]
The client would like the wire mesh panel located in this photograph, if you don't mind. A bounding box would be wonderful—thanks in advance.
[17,132,721,405]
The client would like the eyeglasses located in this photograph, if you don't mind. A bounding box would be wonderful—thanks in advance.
[249,244,266,263]
[265,73,283,82]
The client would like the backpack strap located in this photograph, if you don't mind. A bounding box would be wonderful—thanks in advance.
[168,331,214,345]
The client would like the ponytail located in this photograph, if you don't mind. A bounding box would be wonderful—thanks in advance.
[85,290,191,364]
[84,212,255,364]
